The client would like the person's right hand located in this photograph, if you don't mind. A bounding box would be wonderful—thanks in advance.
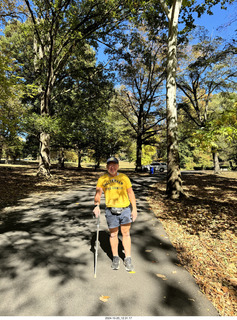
[93,206,100,218]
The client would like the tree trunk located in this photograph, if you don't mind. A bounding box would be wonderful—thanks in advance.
[77,149,82,169]
[0,139,3,161]
[34,35,52,178]
[136,134,142,171]
[58,148,65,169]
[5,153,9,164]
[212,147,220,174]
[38,132,51,177]
[136,105,143,172]
[95,160,100,170]
[166,1,184,199]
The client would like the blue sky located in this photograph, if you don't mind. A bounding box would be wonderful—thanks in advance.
[96,2,237,63]
[194,1,237,39]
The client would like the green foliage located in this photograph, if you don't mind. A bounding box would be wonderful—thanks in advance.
[0,20,38,161]
[89,105,135,166]
[179,92,237,169]
[64,150,78,163]
[0,0,28,24]
[22,135,39,159]
[193,93,237,148]
[177,27,236,171]
[193,148,213,169]
[0,53,12,104]
[123,141,136,163]
[0,0,137,172]
[4,136,25,161]
[1,0,236,171]
[23,112,61,137]
[141,145,157,165]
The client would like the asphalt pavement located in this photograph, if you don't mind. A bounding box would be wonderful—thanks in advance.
[0,174,219,316]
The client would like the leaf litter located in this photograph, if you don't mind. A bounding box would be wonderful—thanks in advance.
[0,166,236,316]
[148,171,237,317]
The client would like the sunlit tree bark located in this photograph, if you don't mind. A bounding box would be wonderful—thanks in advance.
[159,0,184,198]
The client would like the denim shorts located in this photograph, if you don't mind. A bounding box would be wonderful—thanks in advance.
[105,206,132,229]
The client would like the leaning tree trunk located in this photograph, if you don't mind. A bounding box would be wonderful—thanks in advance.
[165,1,184,199]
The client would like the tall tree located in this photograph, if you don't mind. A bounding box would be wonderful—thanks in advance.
[158,0,183,198]
[138,0,235,198]
[107,25,166,170]
[177,30,237,172]
[21,0,135,177]
[50,49,116,168]
[192,93,237,172]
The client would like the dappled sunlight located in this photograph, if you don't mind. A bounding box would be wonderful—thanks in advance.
[182,172,237,204]
[149,171,237,316]
[0,168,219,316]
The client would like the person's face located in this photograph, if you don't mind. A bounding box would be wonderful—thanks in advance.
[107,162,119,177]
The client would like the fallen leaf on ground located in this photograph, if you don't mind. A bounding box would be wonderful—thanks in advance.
[156,273,167,280]
[99,296,110,302]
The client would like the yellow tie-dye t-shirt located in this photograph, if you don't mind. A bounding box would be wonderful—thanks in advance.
[96,173,132,208]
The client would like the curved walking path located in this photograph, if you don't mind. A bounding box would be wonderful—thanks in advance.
[0,174,218,316]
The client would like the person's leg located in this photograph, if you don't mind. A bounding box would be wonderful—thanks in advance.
[121,223,131,257]
[121,223,134,271]
[109,227,120,269]
[109,227,119,256]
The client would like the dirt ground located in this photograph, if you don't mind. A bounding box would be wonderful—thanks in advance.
[0,164,236,316]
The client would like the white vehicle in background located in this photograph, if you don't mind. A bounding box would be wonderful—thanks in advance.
[142,162,167,172]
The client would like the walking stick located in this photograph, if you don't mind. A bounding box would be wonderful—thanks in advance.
[94,215,100,278]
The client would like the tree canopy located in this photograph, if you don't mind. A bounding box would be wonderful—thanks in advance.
[0,0,236,189]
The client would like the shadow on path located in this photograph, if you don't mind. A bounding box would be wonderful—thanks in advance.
[0,175,219,316]
[90,230,125,262]
[0,189,95,285]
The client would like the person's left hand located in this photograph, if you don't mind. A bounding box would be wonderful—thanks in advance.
[131,209,137,222]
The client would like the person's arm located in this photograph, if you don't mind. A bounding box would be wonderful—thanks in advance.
[93,187,103,218]
[127,187,137,222]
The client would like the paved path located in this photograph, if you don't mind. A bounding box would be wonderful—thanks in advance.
[0,174,219,316]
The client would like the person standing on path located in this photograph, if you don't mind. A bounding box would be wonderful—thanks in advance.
[93,157,137,271]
